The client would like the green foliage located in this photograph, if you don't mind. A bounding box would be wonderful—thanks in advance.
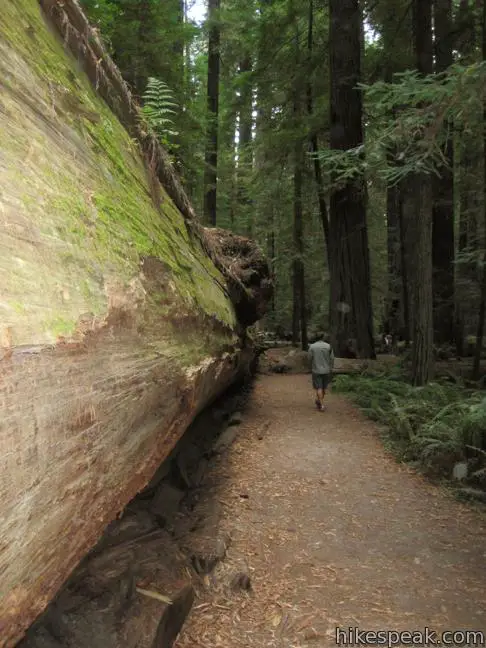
[78,0,121,51]
[316,62,486,189]
[334,372,486,479]
[141,77,179,149]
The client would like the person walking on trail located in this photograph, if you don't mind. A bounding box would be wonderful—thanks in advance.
[308,334,334,411]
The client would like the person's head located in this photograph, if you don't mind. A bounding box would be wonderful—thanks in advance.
[316,331,330,343]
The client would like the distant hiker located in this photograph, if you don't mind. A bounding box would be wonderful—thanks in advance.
[307,334,334,411]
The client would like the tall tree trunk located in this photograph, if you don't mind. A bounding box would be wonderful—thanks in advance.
[432,0,455,347]
[134,0,151,95]
[306,0,330,264]
[203,0,221,225]
[385,183,404,336]
[237,55,254,235]
[407,0,434,385]
[329,0,375,359]
[291,1,307,349]
[292,141,307,349]
[398,194,411,344]
[472,0,486,380]
[382,5,410,343]
[455,0,481,354]
[219,64,239,229]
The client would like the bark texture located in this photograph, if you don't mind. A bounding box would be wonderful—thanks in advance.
[328,0,375,359]
[0,2,270,645]
[306,0,330,266]
[432,0,455,346]
[472,0,486,380]
[408,0,434,385]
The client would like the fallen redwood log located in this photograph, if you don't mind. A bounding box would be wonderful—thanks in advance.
[0,1,271,645]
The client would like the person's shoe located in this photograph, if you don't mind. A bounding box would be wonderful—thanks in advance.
[315,399,322,411]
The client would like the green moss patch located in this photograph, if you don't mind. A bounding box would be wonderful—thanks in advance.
[1,0,236,350]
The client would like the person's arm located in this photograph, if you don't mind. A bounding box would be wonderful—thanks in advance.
[329,346,335,372]
[308,347,313,372]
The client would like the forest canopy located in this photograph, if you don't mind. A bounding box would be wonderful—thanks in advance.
[80,0,486,386]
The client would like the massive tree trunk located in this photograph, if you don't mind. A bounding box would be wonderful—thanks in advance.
[203,0,221,225]
[455,0,481,354]
[432,0,455,347]
[407,0,434,385]
[329,0,375,359]
[472,0,486,380]
[0,2,271,646]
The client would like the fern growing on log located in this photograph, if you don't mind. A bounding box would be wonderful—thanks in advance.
[141,77,179,150]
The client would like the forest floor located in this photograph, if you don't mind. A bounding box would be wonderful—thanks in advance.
[175,374,486,648]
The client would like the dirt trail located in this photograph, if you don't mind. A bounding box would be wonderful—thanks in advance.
[175,374,486,647]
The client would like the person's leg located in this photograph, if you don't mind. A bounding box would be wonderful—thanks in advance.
[319,374,331,410]
[312,374,322,409]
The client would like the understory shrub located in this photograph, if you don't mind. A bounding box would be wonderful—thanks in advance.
[333,370,486,481]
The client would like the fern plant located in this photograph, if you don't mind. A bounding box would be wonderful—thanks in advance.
[141,77,179,150]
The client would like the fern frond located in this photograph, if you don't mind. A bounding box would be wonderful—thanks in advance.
[141,77,179,145]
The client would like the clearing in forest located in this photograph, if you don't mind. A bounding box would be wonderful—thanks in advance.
[175,374,486,648]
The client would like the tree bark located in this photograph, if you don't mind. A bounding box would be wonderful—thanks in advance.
[1,2,273,642]
[381,6,411,343]
[456,0,481,354]
[237,55,254,235]
[384,182,404,336]
[329,0,375,359]
[203,0,221,225]
[432,0,455,347]
[408,0,434,385]
[306,0,330,265]
[398,191,411,344]
[291,0,307,349]
[472,0,486,380]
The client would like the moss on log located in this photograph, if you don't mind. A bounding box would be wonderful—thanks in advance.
[0,2,270,645]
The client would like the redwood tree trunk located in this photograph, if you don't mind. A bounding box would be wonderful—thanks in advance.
[292,141,307,349]
[455,0,480,354]
[306,0,330,265]
[408,0,434,385]
[291,1,307,349]
[385,182,404,336]
[432,0,455,347]
[203,0,221,225]
[472,0,486,380]
[329,0,375,359]
[237,55,253,235]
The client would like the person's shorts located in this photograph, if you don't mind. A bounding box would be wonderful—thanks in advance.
[312,373,331,390]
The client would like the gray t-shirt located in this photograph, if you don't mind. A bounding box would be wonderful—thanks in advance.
[308,340,334,374]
